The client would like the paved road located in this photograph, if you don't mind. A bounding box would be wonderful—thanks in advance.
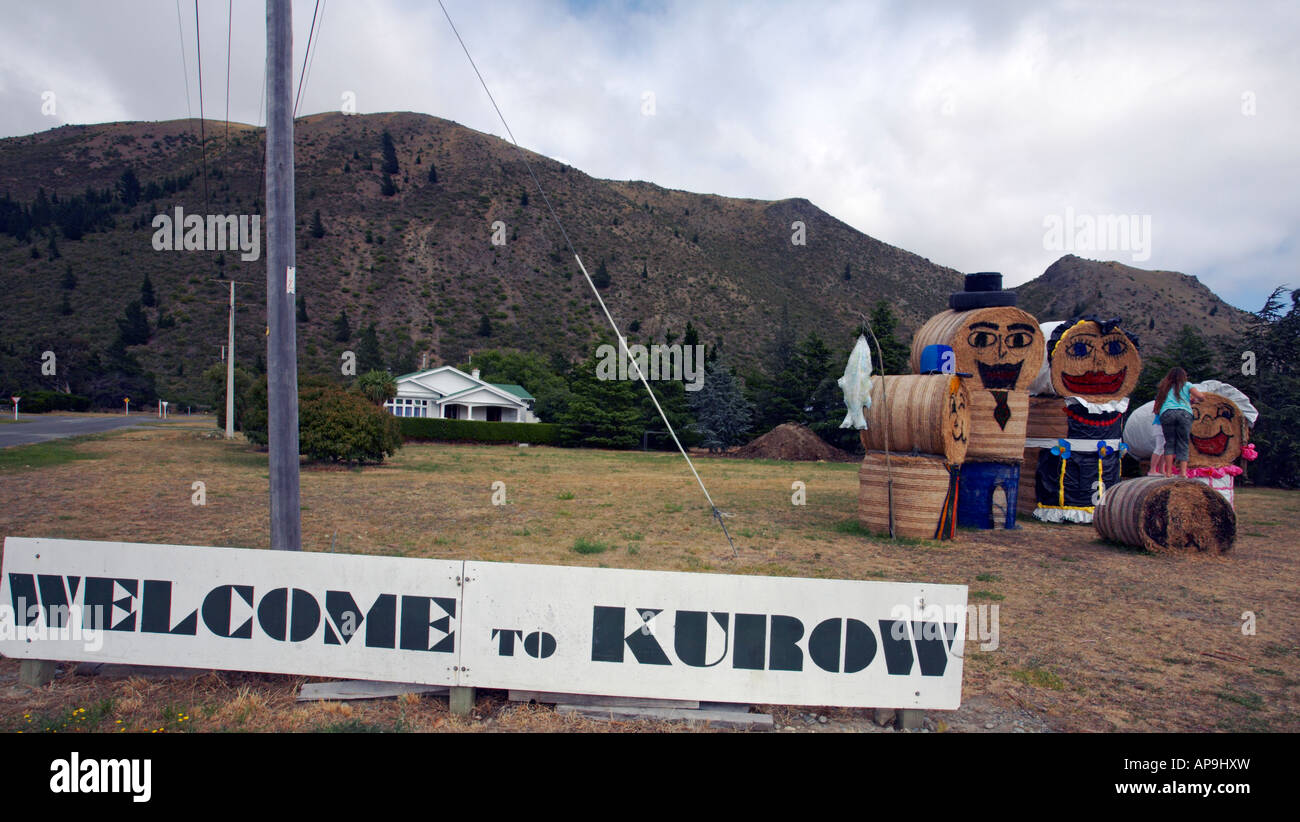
[0,415,197,448]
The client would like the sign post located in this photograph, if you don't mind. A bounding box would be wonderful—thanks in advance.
[123,397,129,416]
[10,396,17,420]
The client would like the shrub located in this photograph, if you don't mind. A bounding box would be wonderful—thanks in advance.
[399,417,559,445]
[298,383,402,464]
[14,391,92,413]
[240,378,401,464]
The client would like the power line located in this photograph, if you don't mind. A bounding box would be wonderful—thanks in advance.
[293,0,322,118]
[224,0,232,178]
[174,0,193,121]
[301,0,326,110]
[195,0,209,212]
[435,0,738,558]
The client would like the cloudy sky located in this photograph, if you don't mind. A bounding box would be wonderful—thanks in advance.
[1,0,1295,312]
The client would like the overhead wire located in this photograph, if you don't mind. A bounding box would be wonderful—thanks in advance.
[195,0,209,212]
[435,0,738,558]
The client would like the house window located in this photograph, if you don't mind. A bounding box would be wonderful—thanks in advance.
[445,405,459,420]
[487,407,502,422]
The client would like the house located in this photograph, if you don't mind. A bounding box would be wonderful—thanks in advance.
[385,366,538,423]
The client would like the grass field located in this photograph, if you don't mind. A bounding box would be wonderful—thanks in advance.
[2,425,1298,733]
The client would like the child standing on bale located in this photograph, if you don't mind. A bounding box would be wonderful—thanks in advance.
[1154,367,1205,477]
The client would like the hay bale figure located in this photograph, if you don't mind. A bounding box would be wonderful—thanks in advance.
[1047,317,1142,404]
[908,273,1043,527]
[860,374,970,465]
[1032,315,1142,524]
[1093,477,1235,555]
[1189,392,1250,468]
[859,452,959,540]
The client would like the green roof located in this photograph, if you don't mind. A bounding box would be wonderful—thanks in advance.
[491,383,535,400]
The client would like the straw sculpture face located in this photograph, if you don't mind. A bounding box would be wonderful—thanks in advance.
[1189,393,1248,466]
[959,308,1044,391]
[948,377,969,447]
[1049,319,1141,402]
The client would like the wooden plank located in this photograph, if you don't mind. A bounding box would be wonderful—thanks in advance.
[556,704,774,730]
[509,689,699,709]
[297,680,449,702]
[74,662,209,680]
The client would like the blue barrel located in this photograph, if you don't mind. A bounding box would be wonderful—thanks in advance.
[958,461,1021,529]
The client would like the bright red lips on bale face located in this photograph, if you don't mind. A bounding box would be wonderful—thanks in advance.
[1191,430,1230,457]
[1061,368,1126,396]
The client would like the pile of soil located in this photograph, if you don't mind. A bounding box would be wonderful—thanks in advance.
[730,423,857,462]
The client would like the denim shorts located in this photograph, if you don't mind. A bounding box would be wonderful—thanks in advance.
[1160,409,1193,462]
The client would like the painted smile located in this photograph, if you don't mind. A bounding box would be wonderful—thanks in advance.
[1061,368,1126,395]
[1191,431,1231,456]
[977,361,1023,390]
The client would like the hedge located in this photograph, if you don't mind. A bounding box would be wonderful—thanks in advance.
[399,417,560,445]
[13,391,92,413]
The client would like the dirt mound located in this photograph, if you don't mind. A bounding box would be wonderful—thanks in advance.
[731,423,857,462]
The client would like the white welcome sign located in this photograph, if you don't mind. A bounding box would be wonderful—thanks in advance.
[0,537,967,709]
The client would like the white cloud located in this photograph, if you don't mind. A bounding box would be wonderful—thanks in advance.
[1,0,1295,312]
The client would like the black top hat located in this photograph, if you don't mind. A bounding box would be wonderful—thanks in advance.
[949,271,1019,310]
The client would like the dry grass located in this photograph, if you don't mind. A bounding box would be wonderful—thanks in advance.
[2,426,1298,733]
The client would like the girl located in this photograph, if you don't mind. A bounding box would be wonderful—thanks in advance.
[1153,367,1205,477]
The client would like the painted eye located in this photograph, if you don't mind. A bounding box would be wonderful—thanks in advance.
[1217,406,1235,419]
[968,331,997,348]
[1103,338,1127,356]
[1067,341,1092,358]
[1006,332,1034,349]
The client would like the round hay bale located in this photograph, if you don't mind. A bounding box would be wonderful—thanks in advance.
[1093,477,1235,555]
[859,452,958,540]
[909,307,1045,392]
[1189,392,1250,467]
[1047,318,1141,403]
[966,389,1029,460]
[860,375,970,464]
[1026,396,1068,439]
[1020,447,1040,504]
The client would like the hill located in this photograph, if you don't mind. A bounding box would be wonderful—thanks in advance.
[1013,254,1252,355]
[0,112,960,405]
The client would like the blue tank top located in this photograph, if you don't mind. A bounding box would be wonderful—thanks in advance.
[1159,383,1192,416]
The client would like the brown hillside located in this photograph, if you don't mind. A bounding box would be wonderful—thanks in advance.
[1013,255,1252,353]
[0,113,960,403]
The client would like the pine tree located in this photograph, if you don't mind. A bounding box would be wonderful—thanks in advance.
[477,314,492,337]
[380,174,397,197]
[140,273,156,307]
[333,309,352,342]
[357,323,382,371]
[117,167,141,207]
[310,209,325,238]
[116,300,151,346]
[61,266,77,290]
[592,258,611,289]
[520,189,529,207]
[843,262,851,281]
[867,299,910,375]
[689,358,753,452]
[296,294,309,322]
[47,230,60,259]
[380,130,399,175]
[427,163,438,184]
[59,294,73,315]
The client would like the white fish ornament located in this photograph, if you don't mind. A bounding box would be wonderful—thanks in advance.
[837,334,874,429]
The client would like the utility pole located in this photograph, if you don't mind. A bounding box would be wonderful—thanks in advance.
[265,0,301,551]
[226,280,235,439]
